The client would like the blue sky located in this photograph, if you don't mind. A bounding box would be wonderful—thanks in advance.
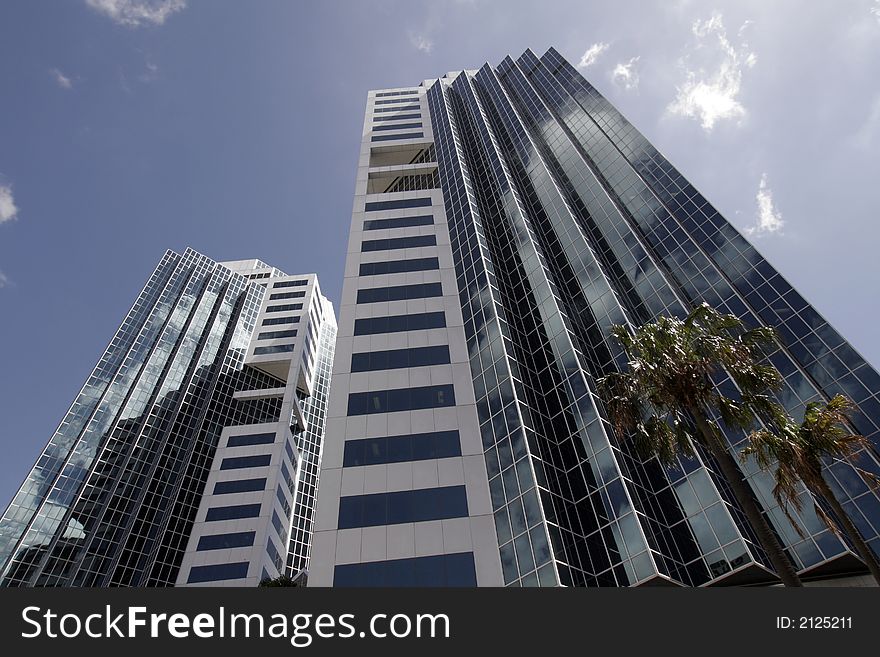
[1,0,879,509]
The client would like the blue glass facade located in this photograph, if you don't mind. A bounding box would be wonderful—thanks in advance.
[423,48,880,586]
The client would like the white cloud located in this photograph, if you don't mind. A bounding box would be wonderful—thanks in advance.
[577,42,609,69]
[408,31,434,54]
[139,59,159,82]
[85,0,186,28]
[745,174,784,236]
[667,12,757,132]
[0,184,19,224]
[0,270,9,288]
[50,68,73,89]
[611,56,640,90]
[850,94,880,149]
[873,0,880,24]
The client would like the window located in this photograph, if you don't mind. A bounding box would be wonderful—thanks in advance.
[227,432,275,447]
[373,105,420,113]
[213,477,267,495]
[334,552,476,587]
[363,215,433,231]
[376,90,419,98]
[346,384,455,415]
[343,430,461,466]
[364,197,431,212]
[359,257,439,276]
[373,122,423,132]
[337,485,469,528]
[262,315,300,326]
[258,329,298,340]
[276,485,291,516]
[220,454,272,470]
[350,345,450,372]
[361,235,436,252]
[373,113,421,122]
[375,96,420,104]
[274,280,308,288]
[269,291,306,300]
[266,303,303,313]
[356,282,442,304]
[371,132,424,142]
[354,311,446,335]
[196,531,256,551]
[254,344,295,355]
[186,562,249,584]
[272,510,287,540]
[205,503,262,522]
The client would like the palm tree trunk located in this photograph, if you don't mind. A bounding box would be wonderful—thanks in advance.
[690,411,803,586]
[812,478,880,586]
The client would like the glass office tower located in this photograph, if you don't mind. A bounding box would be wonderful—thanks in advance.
[0,248,336,586]
[311,48,880,587]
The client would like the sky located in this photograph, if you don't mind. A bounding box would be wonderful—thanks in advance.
[1,0,879,510]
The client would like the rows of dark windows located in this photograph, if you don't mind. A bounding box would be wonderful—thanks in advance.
[273,279,308,288]
[361,235,436,252]
[347,384,455,415]
[350,345,451,372]
[359,257,439,276]
[265,303,302,313]
[375,89,419,98]
[373,105,420,113]
[257,328,298,340]
[373,122,423,132]
[262,315,300,326]
[337,485,469,528]
[356,282,442,304]
[371,132,424,142]
[220,454,272,470]
[205,503,261,522]
[353,311,446,336]
[196,531,256,552]
[373,113,421,122]
[253,344,294,355]
[186,561,249,583]
[227,432,275,448]
[334,552,476,587]
[269,291,305,300]
[375,96,420,104]
[364,197,431,212]
[212,477,266,495]
[343,430,462,467]
[363,214,434,231]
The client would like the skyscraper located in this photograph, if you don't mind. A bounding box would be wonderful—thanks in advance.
[0,248,336,587]
[310,48,880,587]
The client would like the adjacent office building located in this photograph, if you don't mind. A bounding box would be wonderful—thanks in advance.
[310,48,880,587]
[0,248,336,587]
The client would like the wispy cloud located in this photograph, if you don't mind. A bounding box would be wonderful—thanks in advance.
[667,13,757,132]
[577,42,609,69]
[408,31,434,54]
[745,174,784,236]
[0,182,18,290]
[85,0,187,28]
[139,58,159,82]
[0,184,19,225]
[50,68,73,89]
[611,56,640,90]
[850,94,880,150]
[873,0,880,24]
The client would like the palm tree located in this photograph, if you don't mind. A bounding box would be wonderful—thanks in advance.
[742,394,880,585]
[259,573,300,587]
[598,303,803,586]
